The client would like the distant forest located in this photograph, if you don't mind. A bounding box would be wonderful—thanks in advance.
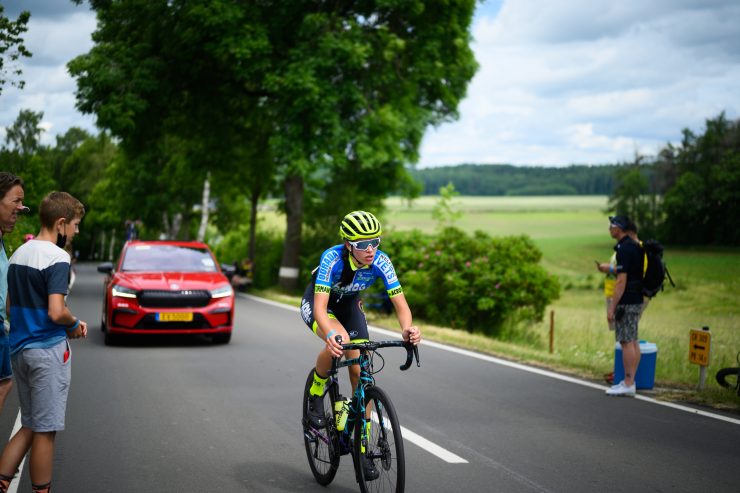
[410,164,619,196]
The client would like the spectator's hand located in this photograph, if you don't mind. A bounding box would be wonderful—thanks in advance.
[403,326,421,345]
[597,262,610,273]
[607,308,615,323]
[69,320,88,339]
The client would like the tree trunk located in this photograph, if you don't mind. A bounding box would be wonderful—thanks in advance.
[248,187,259,264]
[278,174,303,290]
[197,173,210,242]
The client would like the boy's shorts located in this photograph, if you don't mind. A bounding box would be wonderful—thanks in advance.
[0,335,12,381]
[12,340,72,432]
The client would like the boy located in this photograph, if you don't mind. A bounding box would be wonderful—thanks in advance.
[0,192,88,493]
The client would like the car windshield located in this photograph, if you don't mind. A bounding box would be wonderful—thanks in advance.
[121,244,218,273]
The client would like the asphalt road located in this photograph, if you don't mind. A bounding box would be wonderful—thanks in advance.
[0,263,738,492]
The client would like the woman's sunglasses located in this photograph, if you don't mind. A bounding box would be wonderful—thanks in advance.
[348,237,381,251]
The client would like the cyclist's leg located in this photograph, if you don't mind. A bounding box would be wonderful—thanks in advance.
[342,298,370,390]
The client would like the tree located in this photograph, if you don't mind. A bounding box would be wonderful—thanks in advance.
[0,6,31,96]
[69,1,478,290]
[3,109,44,156]
[660,113,740,244]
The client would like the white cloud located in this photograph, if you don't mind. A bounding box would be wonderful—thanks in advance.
[419,0,740,166]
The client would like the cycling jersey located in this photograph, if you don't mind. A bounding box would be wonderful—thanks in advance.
[313,245,402,301]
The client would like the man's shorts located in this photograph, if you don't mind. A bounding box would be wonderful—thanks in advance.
[12,340,72,432]
[614,304,642,343]
[0,334,12,381]
[301,281,369,341]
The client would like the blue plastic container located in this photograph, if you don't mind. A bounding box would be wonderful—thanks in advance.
[613,341,658,389]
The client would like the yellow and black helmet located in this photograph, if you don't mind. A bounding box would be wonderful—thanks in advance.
[339,210,382,241]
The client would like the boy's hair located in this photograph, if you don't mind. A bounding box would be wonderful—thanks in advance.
[39,191,85,229]
[0,172,24,199]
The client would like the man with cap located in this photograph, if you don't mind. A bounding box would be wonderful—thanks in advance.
[605,215,644,397]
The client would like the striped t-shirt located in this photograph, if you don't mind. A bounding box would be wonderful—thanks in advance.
[8,240,70,355]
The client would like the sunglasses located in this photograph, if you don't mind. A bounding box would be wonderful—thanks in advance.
[348,237,381,251]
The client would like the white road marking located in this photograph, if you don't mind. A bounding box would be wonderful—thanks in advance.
[242,293,740,427]
[7,411,25,493]
[370,411,467,463]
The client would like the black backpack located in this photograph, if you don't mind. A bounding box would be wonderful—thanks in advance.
[641,239,675,298]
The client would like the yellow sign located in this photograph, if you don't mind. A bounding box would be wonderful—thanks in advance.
[158,312,194,322]
[689,329,711,366]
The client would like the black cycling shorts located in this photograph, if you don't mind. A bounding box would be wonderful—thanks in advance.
[300,279,369,341]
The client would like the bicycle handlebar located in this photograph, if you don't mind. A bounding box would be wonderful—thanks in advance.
[335,336,420,371]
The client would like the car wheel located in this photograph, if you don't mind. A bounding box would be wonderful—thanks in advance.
[101,319,107,332]
[104,331,118,346]
[212,333,231,345]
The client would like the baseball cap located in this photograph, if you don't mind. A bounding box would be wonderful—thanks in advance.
[609,215,631,230]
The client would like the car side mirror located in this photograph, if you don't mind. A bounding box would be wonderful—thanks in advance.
[220,263,236,279]
[97,262,114,275]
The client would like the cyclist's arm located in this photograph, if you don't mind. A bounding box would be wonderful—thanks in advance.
[312,291,334,339]
[390,293,421,344]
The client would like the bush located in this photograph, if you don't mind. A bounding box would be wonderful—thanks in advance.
[383,227,560,336]
[211,223,283,289]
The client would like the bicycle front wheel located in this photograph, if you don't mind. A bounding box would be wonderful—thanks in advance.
[302,369,340,485]
[355,386,405,493]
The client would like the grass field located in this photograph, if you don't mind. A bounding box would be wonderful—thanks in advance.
[383,195,740,407]
[257,195,740,408]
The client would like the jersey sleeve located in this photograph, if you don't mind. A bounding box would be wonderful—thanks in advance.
[314,248,341,295]
[44,260,70,296]
[373,252,403,298]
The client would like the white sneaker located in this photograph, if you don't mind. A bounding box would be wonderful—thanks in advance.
[609,380,625,390]
[606,381,636,397]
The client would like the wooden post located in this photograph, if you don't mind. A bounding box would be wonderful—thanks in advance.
[549,310,554,354]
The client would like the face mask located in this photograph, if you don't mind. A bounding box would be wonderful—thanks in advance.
[56,233,67,249]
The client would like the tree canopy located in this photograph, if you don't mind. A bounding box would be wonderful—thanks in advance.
[69,0,479,287]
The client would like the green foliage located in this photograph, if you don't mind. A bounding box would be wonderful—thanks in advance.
[211,223,283,289]
[384,227,560,335]
[431,182,462,229]
[411,164,618,196]
[659,113,740,245]
[0,6,31,95]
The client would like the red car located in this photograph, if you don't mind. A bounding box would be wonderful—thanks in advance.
[98,240,235,345]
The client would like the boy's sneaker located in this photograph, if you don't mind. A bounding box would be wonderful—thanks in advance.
[361,455,379,481]
[609,380,625,390]
[308,395,327,428]
[606,381,636,397]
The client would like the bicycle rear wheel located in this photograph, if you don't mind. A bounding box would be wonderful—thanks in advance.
[355,386,405,493]
[716,367,740,392]
[302,369,340,485]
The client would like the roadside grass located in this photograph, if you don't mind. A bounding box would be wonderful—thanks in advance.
[252,195,740,411]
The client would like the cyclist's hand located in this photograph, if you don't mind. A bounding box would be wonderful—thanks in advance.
[403,326,421,345]
[325,332,344,358]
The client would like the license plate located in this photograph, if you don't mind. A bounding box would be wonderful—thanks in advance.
[157,312,193,322]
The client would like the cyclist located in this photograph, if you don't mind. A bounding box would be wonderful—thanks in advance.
[300,211,421,475]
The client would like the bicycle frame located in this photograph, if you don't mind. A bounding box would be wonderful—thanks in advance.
[324,340,419,454]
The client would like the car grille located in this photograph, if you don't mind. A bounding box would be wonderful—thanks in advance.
[134,313,211,329]
[138,290,211,308]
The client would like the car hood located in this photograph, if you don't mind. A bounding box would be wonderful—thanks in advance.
[113,271,230,291]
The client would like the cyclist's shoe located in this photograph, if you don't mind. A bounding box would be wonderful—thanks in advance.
[361,455,380,481]
[308,395,327,428]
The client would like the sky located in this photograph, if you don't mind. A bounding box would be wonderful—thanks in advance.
[1,0,739,167]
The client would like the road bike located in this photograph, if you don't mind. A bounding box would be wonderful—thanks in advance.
[715,351,740,397]
[302,337,420,492]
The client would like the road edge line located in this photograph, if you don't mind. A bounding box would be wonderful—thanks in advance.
[239,293,740,426]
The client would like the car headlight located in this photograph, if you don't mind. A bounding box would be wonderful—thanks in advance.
[210,285,234,299]
[112,284,138,298]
